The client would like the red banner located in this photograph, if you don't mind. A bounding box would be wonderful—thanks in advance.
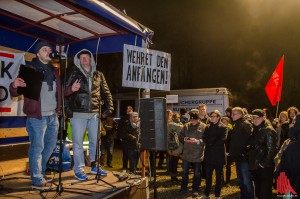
[265,55,284,106]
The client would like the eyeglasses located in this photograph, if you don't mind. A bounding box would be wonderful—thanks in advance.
[210,115,218,118]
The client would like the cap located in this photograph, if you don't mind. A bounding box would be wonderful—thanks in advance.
[35,41,52,54]
[189,109,199,120]
[252,109,265,117]
[77,50,92,58]
[131,112,139,117]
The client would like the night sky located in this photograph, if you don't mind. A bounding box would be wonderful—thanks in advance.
[102,0,300,115]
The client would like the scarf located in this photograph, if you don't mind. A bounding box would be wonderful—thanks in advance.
[31,58,55,91]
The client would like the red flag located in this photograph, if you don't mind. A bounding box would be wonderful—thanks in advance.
[265,55,284,106]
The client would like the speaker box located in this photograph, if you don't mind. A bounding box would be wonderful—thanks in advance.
[139,98,167,151]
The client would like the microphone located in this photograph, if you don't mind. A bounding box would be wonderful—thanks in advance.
[49,53,62,59]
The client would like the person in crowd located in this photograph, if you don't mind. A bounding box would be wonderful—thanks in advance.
[178,109,206,197]
[248,109,277,199]
[180,108,189,124]
[275,111,290,149]
[275,114,300,196]
[287,106,298,127]
[198,104,210,124]
[229,107,255,199]
[225,107,233,123]
[64,49,113,180]
[202,110,227,199]
[10,41,61,190]
[100,115,117,168]
[166,110,183,183]
[221,116,233,185]
[119,112,140,174]
[198,104,209,180]
[117,105,133,173]
[263,107,275,128]
[242,107,252,122]
[274,114,298,171]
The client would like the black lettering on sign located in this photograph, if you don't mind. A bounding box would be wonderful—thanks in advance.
[0,61,13,79]
[0,86,8,102]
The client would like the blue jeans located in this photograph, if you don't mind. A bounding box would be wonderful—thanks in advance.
[26,113,58,185]
[181,160,201,191]
[235,161,255,199]
[71,114,98,174]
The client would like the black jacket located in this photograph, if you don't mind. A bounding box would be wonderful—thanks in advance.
[64,66,113,118]
[119,120,140,150]
[276,140,300,195]
[248,121,277,170]
[229,117,252,162]
[203,122,227,165]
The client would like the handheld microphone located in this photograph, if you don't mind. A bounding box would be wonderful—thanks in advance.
[49,53,62,59]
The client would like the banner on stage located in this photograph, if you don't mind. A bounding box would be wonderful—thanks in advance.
[122,44,171,91]
[0,50,25,116]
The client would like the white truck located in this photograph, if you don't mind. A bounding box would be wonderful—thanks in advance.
[113,87,231,116]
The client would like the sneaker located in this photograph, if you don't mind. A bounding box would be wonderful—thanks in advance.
[44,176,54,183]
[32,182,53,191]
[74,172,88,181]
[90,166,107,176]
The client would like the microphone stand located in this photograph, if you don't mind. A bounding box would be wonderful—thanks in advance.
[94,75,116,189]
[51,55,93,198]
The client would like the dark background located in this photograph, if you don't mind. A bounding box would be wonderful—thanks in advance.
[96,0,300,117]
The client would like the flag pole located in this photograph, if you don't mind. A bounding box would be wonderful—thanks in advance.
[276,101,280,118]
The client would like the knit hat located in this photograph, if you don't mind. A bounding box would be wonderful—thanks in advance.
[189,109,199,120]
[131,112,139,117]
[252,109,265,117]
[35,41,52,54]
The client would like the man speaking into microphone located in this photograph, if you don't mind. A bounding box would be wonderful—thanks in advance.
[9,41,65,190]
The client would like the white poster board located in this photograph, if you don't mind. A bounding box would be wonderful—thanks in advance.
[0,51,25,116]
[122,44,171,91]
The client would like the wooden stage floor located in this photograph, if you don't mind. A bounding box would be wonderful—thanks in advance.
[0,168,148,199]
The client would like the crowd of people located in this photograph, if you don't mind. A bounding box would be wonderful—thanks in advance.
[165,105,300,199]
[9,42,300,197]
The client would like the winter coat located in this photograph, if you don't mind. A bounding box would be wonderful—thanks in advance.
[276,140,300,195]
[64,49,113,117]
[229,117,252,162]
[9,58,61,119]
[203,122,228,165]
[167,121,183,157]
[248,121,277,170]
[179,121,206,163]
[119,120,140,150]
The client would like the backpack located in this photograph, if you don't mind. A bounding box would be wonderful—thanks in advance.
[168,129,180,151]
[167,122,183,156]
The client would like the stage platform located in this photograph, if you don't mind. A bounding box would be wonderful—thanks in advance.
[0,168,149,199]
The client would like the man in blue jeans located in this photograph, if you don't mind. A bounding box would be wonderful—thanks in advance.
[10,41,62,190]
[230,107,255,199]
[65,49,113,180]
